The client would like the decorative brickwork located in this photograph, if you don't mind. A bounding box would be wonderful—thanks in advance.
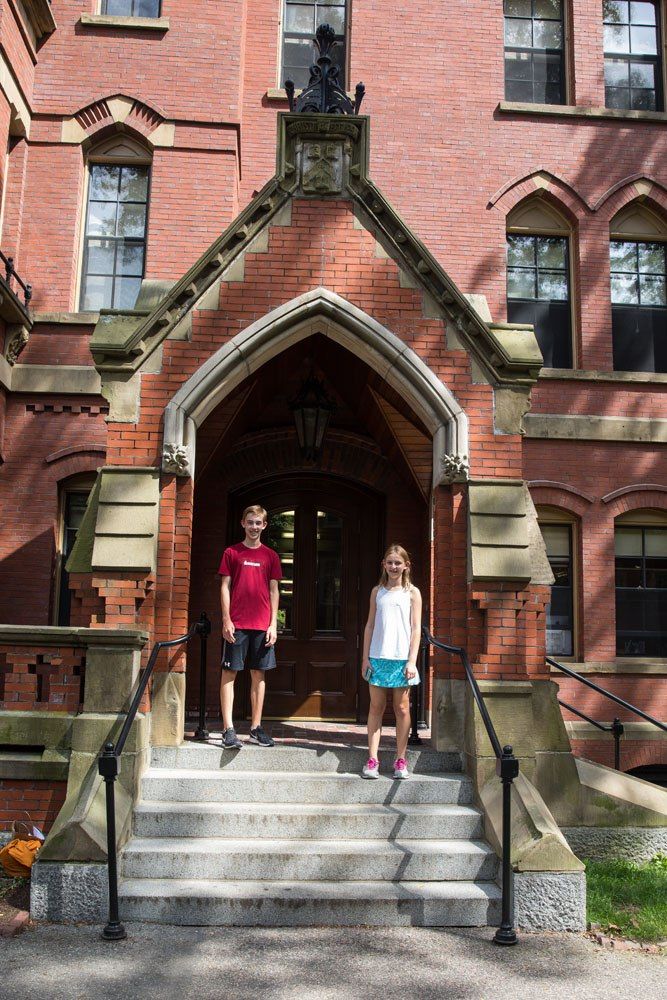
[0,646,85,711]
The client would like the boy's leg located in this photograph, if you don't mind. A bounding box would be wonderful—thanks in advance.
[220,669,236,731]
[393,687,411,759]
[249,669,266,729]
[220,631,248,731]
[367,684,387,760]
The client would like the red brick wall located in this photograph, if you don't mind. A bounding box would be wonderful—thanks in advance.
[0,779,66,835]
[0,645,85,711]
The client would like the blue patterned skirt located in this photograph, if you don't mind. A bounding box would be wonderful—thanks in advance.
[368,657,411,688]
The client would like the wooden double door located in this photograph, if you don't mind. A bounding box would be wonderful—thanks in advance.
[232,477,381,720]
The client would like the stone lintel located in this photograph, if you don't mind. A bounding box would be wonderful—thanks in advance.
[0,624,148,648]
[524,413,667,443]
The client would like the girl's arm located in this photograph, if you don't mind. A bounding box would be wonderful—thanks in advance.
[405,586,423,679]
[361,586,378,677]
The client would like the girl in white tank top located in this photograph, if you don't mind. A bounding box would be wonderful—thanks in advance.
[361,544,423,780]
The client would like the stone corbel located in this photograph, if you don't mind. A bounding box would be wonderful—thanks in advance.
[162,443,191,477]
[440,453,470,484]
[4,325,30,365]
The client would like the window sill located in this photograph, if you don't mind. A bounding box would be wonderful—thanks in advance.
[539,367,667,384]
[33,311,100,325]
[498,101,667,124]
[79,14,169,32]
[551,658,667,675]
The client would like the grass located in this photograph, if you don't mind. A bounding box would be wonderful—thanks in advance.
[585,854,667,942]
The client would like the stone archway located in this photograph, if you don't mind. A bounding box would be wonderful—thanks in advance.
[162,287,469,489]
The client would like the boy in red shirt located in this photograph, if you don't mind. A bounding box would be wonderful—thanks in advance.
[218,504,282,748]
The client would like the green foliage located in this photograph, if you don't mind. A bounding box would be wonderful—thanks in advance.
[585,855,667,942]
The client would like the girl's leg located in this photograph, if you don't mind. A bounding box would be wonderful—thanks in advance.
[393,687,412,760]
[367,685,388,759]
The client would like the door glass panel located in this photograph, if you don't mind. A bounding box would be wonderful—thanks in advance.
[267,510,295,634]
[316,510,342,631]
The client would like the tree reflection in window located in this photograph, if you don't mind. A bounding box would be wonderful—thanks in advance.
[267,510,295,633]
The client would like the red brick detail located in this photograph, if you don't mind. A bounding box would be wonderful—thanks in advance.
[0,780,67,835]
[469,584,551,681]
[0,646,85,712]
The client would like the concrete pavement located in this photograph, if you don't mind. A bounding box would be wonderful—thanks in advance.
[0,924,664,1000]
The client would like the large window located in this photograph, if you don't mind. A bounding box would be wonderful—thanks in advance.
[540,521,575,656]
[504,1,566,104]
[101,1,161,15]
[603,1,663,110]
[79,138,151,312]
[609,203,667,372]
[507,200,573,367]
[281,0,347,90]
[615,524,667,656]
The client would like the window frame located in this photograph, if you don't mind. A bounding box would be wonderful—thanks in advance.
[538,507,578,660]
[603,0,664,112]
[77,136,152,313]
[614,513,667,657]
[278,0,349,91]
[53,476,95,627]
[100,1,162,16]
[506,200,576,369]
[503,0,569,106]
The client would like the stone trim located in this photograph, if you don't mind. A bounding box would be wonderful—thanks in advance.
[540,367,667,384]
[553,659,667,674]
[89,113,542,387]
[566,721,667,740]
[0,756,68,780]
[33,312,99,325]
[528,480,594,503]
[467,479,533,582]
[523,413,667,443]
[498,100,667,125]
[0,625,148,647]
[11,365,102,395]
[79,14,169,31]
[163,287,469,486]
[602,484,667,503]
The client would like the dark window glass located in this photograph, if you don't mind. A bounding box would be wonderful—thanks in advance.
[282,1,347,90]
[504,0,566,104]
[57,491,90,626]
[507,233,573,367]
[610,239,667,371]
[541,524,574,656]
[101,1,161,15]
[267,510,295,634]
[315,511,343,631]
[603,1,663,110]
[80,164,149,311]
[615,526,667,655]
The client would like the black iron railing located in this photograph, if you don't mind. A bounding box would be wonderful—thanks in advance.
[98,611,211,941]
[0,249,32,307]
[548,656,666,773]
[422,628,518,946]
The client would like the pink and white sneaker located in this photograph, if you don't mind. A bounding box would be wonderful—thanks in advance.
[362,757,380,779]
[393,757,409,779]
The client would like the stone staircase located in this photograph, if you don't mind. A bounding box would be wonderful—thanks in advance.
[118,743,501,926]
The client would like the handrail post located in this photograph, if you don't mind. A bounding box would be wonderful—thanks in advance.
[408,637,426,746]
[611,717,624,771]
[493,744,519,947]
[98,743,126,941]
[193,611,212,742]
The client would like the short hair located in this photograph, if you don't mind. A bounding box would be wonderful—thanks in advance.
[242,504,268,522]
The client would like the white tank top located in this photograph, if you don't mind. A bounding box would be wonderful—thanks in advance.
[369,586,412,660]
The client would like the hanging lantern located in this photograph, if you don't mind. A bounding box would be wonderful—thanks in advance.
[289,374,336,461]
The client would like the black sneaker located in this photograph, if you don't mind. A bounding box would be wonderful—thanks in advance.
[222,727,243,749]
[249,725,274,747]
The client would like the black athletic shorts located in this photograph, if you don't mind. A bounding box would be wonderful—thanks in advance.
[221,629,277,672]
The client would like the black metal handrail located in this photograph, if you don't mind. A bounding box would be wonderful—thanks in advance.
[0,249,32,306]
[422,628,518,946]
[548,656,666,773]
[98,611,211,941]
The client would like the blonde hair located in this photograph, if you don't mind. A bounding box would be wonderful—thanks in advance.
[378,543,412,590]
[242,504,267,522]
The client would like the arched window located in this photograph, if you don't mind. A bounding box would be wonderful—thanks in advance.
[281,1,347,90]
[504,1,567,105]
[615,509,667,656]
[610,202,667,372]
[507,199,573,368]
[538,506,577,656]
[79,135,151,312]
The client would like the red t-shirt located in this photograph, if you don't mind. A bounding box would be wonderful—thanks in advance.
[217,542,282,631]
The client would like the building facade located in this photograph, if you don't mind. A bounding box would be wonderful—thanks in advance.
[0,1,665,850]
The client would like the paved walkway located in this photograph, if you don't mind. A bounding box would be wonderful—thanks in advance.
[1,925,663,1000]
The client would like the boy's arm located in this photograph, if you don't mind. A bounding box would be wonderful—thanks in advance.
[266,578,280,647]
[221,576,235,643]
[361,587,377,676]
[406,586,423,679]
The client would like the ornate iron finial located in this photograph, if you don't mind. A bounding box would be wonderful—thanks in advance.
[285,23,365,116]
